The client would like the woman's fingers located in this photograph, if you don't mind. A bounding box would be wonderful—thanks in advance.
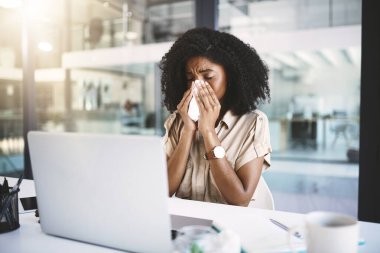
[196,81,217,110]
[205,82,220,107]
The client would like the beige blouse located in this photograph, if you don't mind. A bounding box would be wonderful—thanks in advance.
[163,109,272,204]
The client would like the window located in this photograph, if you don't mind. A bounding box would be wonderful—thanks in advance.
[218,0,361,216]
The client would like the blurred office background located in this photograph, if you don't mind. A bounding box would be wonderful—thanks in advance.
[0,0,361,216]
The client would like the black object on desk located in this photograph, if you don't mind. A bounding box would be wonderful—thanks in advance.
[0,175,23,233]
[20,196,38,211]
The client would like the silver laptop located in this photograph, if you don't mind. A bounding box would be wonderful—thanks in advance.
[28,131,173,253]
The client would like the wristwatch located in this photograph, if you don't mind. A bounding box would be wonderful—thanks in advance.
[203,146,226,160]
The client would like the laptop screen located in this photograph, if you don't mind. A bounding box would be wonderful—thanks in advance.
[28,131,173,253]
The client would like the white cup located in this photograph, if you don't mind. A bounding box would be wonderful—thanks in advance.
[289,211,359,253]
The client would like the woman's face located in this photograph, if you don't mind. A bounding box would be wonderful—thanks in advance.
[185,56,227,101]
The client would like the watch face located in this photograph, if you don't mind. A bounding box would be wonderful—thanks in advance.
[214,146,225,158]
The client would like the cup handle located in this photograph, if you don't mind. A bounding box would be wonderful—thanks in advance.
[287,226,304,253]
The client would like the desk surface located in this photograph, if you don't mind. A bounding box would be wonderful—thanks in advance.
[1,179,379,253]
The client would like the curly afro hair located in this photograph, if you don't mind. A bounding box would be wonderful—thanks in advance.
[160,27,270,115]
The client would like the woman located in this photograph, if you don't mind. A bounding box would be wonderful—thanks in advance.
[160,28,272,206]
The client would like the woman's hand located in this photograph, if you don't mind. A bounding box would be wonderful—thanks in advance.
[194,81,221,135]
[177,84,197,132]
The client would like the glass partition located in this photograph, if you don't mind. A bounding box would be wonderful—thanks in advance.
[70,0,195,51]
[219,0,361,33]
[1,0,195,176]
[37,63,165,136]
[0,8,24,177]
[260,48,361,162]
[218,0,362,216]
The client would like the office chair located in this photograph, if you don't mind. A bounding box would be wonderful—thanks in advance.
[248,176,275,210]
[330,121,351,147]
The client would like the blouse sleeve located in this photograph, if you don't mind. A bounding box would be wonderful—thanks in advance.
[235,112,272,171]
[163,112,180,157]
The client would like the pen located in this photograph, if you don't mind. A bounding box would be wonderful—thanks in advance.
[3,177,9,193]
[1,177,9,194]
[2,177,14,225]
[270,218,303,239]
[0,177,8,221]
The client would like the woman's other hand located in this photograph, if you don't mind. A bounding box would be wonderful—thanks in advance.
[177,83,197,132]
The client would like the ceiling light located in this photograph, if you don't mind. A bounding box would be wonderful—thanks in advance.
[272,52,300,69]
[295,51,316,67]
[319,49,340,66]
[6,85,14,96]
[0,0,22,8]
[38,41,53,52]
[125,31,138,40]
[346,47,361,66]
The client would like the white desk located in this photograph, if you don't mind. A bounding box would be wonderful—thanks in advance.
[1,179,379,253]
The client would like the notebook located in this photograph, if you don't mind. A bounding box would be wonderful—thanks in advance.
[28,131,174,253]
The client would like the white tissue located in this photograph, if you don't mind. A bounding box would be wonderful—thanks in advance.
[188,96,199,121]
[188,80,201,121]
